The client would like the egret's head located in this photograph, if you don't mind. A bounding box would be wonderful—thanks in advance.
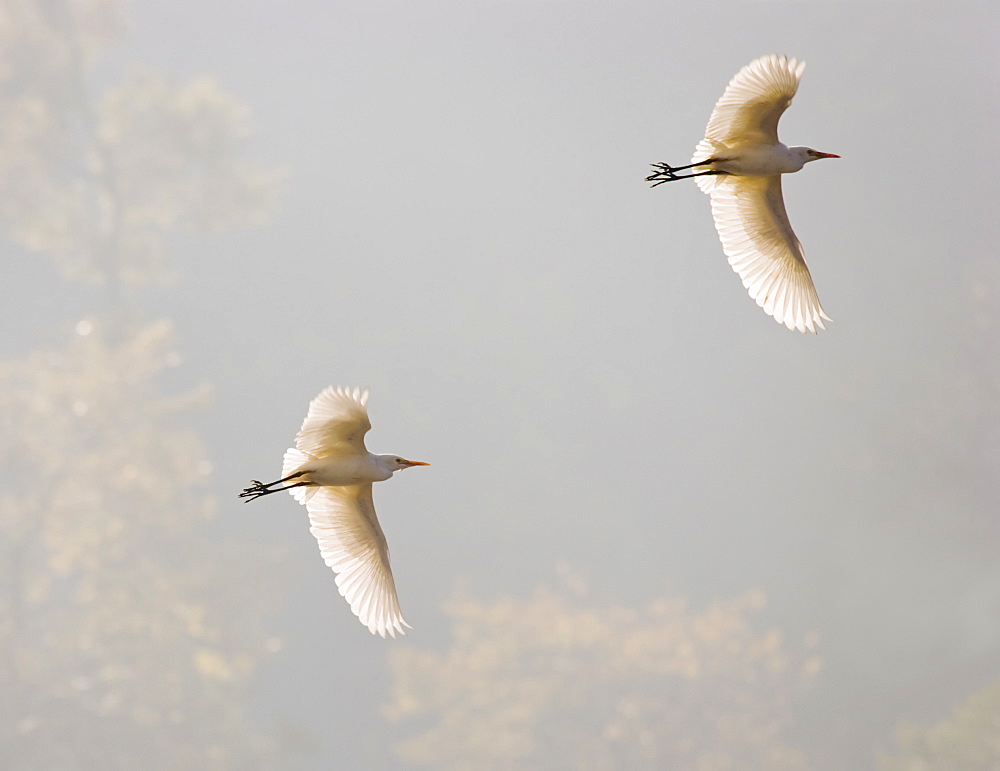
[388,456,430,473]
[803,148,840,163]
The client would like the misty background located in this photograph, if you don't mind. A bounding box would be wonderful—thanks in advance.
[2,0,998,768]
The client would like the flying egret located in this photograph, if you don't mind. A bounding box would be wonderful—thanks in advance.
[240,386,428,638]
[647,54,839,334]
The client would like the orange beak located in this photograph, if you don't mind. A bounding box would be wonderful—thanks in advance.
[404,460,430,467]
[814,151,840,159]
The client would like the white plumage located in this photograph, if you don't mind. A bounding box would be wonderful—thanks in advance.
[648,54,839,334]
[241,386,428,638]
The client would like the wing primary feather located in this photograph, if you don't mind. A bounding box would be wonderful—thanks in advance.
[295,386,373,458]
[301,485,409,638]
[708,175,829,333]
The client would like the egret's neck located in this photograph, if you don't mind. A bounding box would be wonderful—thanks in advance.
[371,453,397,479]
[786,146,812,172]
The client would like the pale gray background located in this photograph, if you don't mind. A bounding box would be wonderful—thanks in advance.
[6,0,999,768]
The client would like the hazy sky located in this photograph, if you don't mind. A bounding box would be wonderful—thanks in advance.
[7,0,1000,768]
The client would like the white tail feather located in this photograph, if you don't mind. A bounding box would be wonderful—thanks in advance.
[282,447,318,504]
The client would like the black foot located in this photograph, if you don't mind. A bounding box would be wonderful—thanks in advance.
[646,162,681,186]
[239,480,269,501]
[646,161,722,186]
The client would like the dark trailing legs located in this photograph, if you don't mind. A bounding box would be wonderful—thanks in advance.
[645,160,724,187]
[239,470,314,502]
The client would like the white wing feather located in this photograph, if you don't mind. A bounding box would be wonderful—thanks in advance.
[295,386,371,458]
[306,484,410,638]
[709,175,830,334]
[703,54,804,147]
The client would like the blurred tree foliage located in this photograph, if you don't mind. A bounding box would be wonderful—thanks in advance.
[0,321,281,768]
[880,681,1000,771]
[384,568,822,770]
[0,0,279,294]
[0,0,284,768]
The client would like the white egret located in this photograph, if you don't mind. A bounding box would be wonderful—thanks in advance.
[241,386,428,638]
[647,54,839,333]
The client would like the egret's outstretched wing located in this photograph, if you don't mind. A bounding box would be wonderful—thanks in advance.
[703,54,805,148]
[295,386,371,458]
[306,484,410,638]
[709,175,830,334]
